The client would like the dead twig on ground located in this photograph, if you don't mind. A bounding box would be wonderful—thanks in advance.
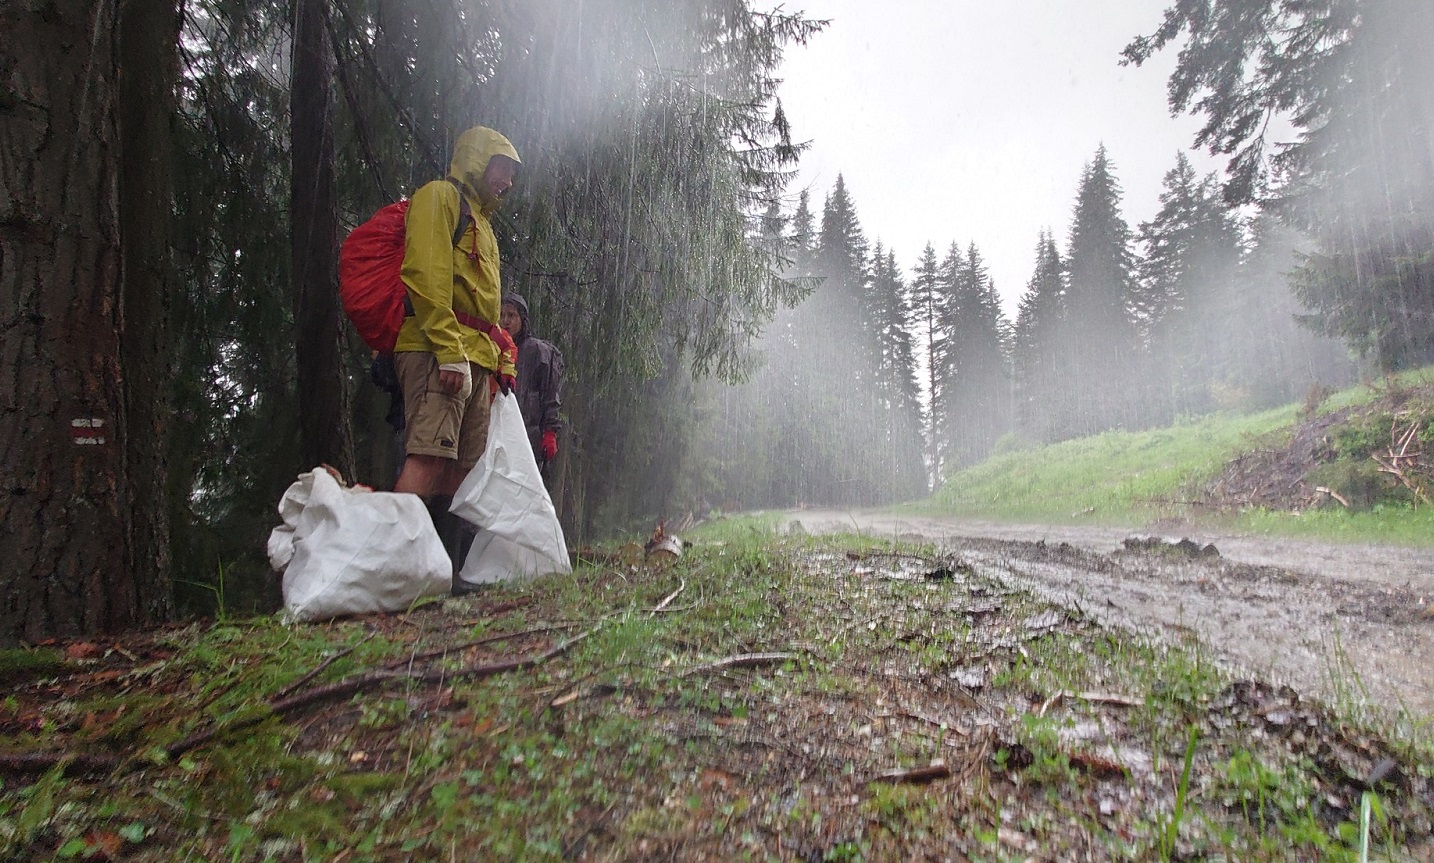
[382,623,579,670]
[1315,486,1351,508]
[875,710,970,735]
[651,579,686,614]
[0,628,598,777]
[681,652,799,678]
[1037,689,1144,717]
[868,761,951,785]
[273,631,376,700]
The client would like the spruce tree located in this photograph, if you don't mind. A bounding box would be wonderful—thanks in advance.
[1231,215,1359,406]
[1012,230,1067,441]
[1059,146,1138,436]
[937,243,1011,470]
[1135,152,1243,421]
[869,245,928,498]
[1126,0,1434,371]
[910,243,945,478]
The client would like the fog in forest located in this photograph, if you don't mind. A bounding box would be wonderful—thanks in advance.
[6,0,1430,633]
[672,1,1431,520]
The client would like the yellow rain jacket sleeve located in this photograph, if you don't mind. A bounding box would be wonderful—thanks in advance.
[395,126,520,373]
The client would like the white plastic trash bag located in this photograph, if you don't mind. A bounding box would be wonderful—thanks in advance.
[267,468,451,621]
[451,393,572,586]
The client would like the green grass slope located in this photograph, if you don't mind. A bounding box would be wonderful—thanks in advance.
[924,372,1434,546]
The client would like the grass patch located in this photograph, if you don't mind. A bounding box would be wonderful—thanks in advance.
[927,408,1295,522]
[924,371,1434,545]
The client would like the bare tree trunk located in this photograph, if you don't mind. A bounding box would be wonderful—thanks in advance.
[291,0,353,477]
[117,0,181,630]
[0,0,135,643]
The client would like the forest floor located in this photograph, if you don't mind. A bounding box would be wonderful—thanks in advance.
[3,521,1433,861]
[7,385,1434,860]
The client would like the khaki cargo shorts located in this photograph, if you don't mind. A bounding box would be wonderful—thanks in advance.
[393,352,492,471]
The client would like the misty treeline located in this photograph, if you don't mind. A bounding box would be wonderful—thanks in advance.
[2,0,820,638]
[693,146,1360,503]
[695,0,1432,499]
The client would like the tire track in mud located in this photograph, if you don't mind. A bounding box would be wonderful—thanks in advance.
[783,510,1434,721]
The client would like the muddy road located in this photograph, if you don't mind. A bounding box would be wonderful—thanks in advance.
[781,509,1434,721]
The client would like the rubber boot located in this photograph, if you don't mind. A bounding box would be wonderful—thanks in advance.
[425,495,461,577]
[428,495,482,595]
[450,518,480,596]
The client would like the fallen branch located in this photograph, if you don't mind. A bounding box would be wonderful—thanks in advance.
[651,579,686,614]
[1315,485,1351,508]
[1,628,598,777]
[875,710,970,735]
[1037,689,1144,717]
[844,550,934,563]
[868,761,951,785]
[681,652,798,678]
[382,623,579,670]
[273,632,376,700]
[171,627,597,758]
[0,752,121,776]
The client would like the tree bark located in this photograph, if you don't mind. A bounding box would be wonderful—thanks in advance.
[118,0,181,631]
[291,0,354,477]
[0,0,133,643]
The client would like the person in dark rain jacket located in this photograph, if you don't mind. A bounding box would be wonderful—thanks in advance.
[499,294,564,479]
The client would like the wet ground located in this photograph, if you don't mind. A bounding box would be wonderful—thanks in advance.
[783,509,1434,722]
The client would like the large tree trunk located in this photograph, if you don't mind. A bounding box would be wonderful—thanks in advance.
[118,0,182,633]
[0,0,135,643]
[291,0,354,477]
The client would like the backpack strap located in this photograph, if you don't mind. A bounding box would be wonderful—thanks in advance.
[399,178,478,319]
[398,178,507,355]
[446,177,473,248]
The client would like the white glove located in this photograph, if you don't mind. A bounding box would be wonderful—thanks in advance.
[438,361,472,395]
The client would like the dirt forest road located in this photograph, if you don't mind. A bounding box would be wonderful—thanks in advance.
[780,509,1434,722]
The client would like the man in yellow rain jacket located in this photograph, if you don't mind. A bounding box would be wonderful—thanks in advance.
[392,126,521,587]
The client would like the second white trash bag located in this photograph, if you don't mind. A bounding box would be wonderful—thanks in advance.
[451,392,572,586]
[267,468,452,621]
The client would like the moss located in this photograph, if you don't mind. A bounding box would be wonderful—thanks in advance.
[0,648,70,686]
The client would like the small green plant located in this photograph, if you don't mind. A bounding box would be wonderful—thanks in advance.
[177,559,232,623]
[1015,713,1076,785]
[1158,724,1199,861]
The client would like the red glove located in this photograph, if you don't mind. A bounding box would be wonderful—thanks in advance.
[541,430,558,461]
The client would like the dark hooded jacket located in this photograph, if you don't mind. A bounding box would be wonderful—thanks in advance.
[504,294,564,460]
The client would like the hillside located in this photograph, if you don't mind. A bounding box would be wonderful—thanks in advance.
[929,373,1434,546]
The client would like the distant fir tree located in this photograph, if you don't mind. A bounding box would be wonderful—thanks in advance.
[806,176,890,504]
[935,243,1011,471]
[909,242,945,478]
[1057,145,1138,437]
[1012,229,1068,441]
[1134,152,1242,422]
[869,244,928,498]
[816,176,871,335]
[791,189,816,262]
[931,242,965,475]
[1229,214,1359,407]
[1125,0,1434,371]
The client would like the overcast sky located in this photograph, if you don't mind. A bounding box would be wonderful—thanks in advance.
[773,0,1226,318]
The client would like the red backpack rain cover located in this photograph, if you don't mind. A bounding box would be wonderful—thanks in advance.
[339,200,412,354]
